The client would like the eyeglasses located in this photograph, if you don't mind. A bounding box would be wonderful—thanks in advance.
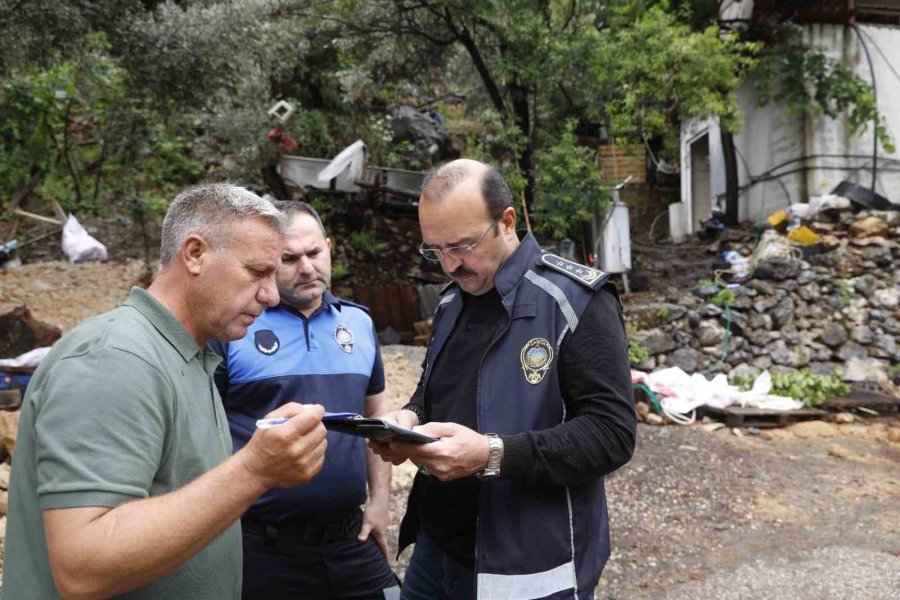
[418,216,501,262]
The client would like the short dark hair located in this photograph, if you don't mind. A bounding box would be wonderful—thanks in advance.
[274,200,326,235]
[479,165,513,219]
[421,159,513,219]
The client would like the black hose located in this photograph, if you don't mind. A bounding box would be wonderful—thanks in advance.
[851,23,878,191]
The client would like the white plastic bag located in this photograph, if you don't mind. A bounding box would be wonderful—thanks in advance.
[61,214,108,263]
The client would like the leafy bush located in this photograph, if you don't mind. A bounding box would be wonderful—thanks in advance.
[731,369,849,407]
[331,263,348,282]
[0,33,201,215]
[349,230,378,254]
[532,121,610,239]
[628,339,649,366]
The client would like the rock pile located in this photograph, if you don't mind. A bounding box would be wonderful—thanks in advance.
[631,209,899,388]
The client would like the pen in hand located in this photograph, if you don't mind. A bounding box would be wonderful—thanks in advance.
[256,417,290,429]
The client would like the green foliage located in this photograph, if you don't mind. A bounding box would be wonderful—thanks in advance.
[331,263,349,282]
[771,369,849,407]
[755,24,895,154]
[711,288,735,307]
[730,369,849,407]
[889,364,900,382]
[628,339,649,366]
[532,122,610,238]
[588,4,760,158]
[730,373,754,392]
[349,230,378,254]
[625,314,649,365]
[0,33,201,215]
[838,278,853,308]
[657,304,670,320]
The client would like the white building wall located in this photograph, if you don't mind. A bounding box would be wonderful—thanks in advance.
[677,22,900,235]
[737,23,900,215]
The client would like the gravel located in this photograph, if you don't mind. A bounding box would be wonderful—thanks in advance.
[658,546,900,600]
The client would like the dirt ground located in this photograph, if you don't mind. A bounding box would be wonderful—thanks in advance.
[2,259,899,598]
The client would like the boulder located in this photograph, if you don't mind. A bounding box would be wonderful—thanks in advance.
[849,216,888,238]
[754,257,802,281]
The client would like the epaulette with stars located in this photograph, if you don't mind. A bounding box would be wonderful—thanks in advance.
[539,253,608,290]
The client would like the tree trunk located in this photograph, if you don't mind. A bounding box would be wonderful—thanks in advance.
[261,165,293,201]
[510,80,535,213]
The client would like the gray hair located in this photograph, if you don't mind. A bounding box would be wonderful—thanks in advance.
[421,159,513,219]
[160,183,287,267]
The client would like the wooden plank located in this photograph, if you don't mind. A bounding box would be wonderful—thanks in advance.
[12,208,63,226]
[398,285,420,331]
[823,387,900,413]
[699,405,828,428]
[385,284,406,332]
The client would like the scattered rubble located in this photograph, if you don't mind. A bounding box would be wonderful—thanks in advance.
[628,208,899,397]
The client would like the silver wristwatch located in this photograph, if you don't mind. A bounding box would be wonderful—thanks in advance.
[477,433,503,480]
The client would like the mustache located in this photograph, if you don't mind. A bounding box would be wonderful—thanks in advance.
[450,266,475,278]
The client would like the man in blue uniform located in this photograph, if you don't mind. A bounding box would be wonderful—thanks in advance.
[372,159,636,600]
[212,201,398,600]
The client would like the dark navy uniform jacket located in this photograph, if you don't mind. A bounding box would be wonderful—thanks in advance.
[402,232,618,600]
[210,292,384,523]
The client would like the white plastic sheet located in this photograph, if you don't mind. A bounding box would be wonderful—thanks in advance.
[638,367,802,424]
[61,214,108,263]
[0,346,52,368]
[317,139,367,183]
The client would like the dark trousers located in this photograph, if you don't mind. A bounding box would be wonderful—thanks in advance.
[401,532,474,600]
[241,513,400,600]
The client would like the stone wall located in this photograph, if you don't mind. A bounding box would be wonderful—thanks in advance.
[630,209,899,388]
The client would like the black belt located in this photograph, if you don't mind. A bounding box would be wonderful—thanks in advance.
[242,511,362,546]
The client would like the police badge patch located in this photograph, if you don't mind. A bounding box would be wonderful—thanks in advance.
[520,338,554,384]
[254,330,280,355]
[334,324,354,353]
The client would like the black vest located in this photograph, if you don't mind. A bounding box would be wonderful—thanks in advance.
[402,233,612,600]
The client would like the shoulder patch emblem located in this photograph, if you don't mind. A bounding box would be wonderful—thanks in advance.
[254,330,280,355]
[334,324,354,353]
[541,253,606,288]
[520,337,554,385]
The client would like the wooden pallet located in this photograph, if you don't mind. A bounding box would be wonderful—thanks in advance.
[823,386,900,415]
[698,405,828,428]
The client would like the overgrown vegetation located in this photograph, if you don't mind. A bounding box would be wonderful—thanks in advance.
[0,0,890,245]
[349,230,378,255]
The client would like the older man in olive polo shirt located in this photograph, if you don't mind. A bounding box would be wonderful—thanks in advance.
[3,183,328,600]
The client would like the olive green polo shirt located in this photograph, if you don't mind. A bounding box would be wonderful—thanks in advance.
[2,287,242,599]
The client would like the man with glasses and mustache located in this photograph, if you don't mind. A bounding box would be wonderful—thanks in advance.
[371,159,636,600]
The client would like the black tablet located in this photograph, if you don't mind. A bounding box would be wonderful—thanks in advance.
[322,413,438,444]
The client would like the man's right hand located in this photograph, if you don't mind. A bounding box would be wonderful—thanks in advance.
[368,408,419,465]
[239,402,328,489]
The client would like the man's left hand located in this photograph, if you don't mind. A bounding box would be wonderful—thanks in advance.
[390,422,491,482]
[358,497,390,560]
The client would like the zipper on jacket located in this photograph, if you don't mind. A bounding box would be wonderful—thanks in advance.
[473,297,513,595]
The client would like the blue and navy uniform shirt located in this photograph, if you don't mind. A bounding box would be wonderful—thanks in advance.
[210,291,384,523]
